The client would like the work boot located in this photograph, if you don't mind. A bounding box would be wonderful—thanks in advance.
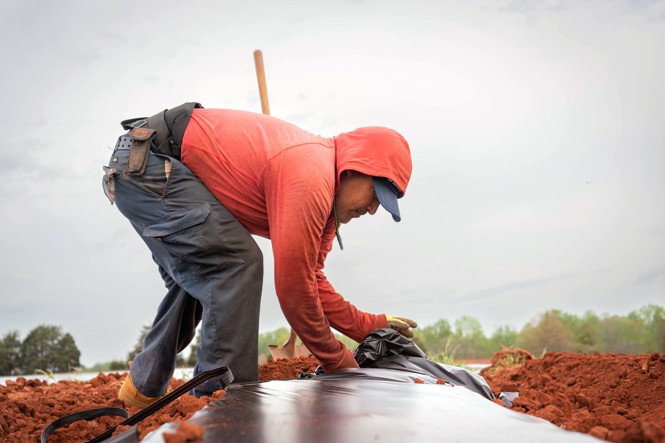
[118,373,162,408]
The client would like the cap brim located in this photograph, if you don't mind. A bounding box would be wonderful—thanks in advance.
[374,178,401,222]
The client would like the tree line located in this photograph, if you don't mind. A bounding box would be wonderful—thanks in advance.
[256,304,664,361]
[413,304,664,360]
[2,304,662,375]
[0,325,81,376]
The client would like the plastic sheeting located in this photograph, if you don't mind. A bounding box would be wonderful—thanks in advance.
[139,329,599,442]
[353,328,497,401]
[142,375,601,442]
[137,331,601,442]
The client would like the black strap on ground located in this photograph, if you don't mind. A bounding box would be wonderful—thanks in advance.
[86,366,233,443]
[40,366,233,443]
[40,407,130,443]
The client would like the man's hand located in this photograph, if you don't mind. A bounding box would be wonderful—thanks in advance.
[386,315,418,338]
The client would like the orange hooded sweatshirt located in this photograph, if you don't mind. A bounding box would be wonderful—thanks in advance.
[181,109,412,372]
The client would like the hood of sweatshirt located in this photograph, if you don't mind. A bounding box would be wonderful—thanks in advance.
[333,126,412,198]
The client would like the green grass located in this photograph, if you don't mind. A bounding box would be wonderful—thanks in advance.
[427,338,462,366]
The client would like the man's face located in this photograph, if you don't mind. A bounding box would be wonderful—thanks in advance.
[334,171,380,224]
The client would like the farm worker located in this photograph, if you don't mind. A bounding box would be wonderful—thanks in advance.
[102,103,417,407]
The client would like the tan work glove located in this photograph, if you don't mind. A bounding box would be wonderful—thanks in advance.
[386,315,418,338]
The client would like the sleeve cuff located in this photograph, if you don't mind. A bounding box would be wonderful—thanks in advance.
[376,313,388,330]
[323,347,360,372]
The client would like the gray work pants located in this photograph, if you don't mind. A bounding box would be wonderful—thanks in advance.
[103,137,263,397]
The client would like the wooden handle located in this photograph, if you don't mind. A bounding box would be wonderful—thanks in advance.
[253,49,270,115]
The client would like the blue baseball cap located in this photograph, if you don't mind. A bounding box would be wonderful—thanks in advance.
[373,177,401,222]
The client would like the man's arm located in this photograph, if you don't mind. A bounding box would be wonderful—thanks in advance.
[264,144,358,372]
[315,220,388,342]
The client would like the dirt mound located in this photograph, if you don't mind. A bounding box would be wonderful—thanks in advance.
[259,354,320,380]
[0,372,220,442]
[482,351,665,442]
[0,356,321,442]
[482,347,534,375]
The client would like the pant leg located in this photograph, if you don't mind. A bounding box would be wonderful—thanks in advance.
[130,264,202,396]
[106,145,263,397]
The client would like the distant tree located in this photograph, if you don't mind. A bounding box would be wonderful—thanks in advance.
[560,311,601,353]
[0,331,22,375]
[488,325,518,353]
[86,360,128,372]
[517,311,576,355]
[109,360,128,371]
[597,306,665,354]
[577,311,601,352]
[414,319,453,355]
[20,325,81,374]
[455,316,483,338]
[453,316,489,359]
[598,315,642,353]
[20,325,60,373]
[55,333,81,370]
[633,305,665,353]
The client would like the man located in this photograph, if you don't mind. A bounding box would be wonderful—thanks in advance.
[103,103,417,407]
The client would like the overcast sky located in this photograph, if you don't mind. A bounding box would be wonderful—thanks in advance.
[0,0,663,367]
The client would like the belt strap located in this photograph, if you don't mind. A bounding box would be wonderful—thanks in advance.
[148,102,202,157]
[119,102,203,176]
[120,102,202,156]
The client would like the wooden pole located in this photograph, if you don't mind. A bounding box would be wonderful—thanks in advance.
[253,50,270,115]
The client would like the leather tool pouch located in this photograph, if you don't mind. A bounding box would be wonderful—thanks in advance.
[126,127,156,175]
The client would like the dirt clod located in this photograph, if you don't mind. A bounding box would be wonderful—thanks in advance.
[482,351,665,442]
[258,354,320,380]
[162,421,204,443]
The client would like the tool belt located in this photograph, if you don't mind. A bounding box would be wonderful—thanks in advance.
[120,102,203,175]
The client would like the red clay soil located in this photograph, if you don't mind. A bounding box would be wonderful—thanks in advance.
[0,356,320,442]
[2,352,663,442]
[161,421,205,443]
[0,372,221,442]
[482,350,665,443]
[258,355,320,381]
